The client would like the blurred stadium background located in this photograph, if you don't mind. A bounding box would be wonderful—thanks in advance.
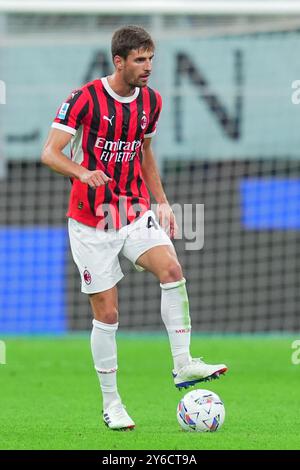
[1,0,300,335]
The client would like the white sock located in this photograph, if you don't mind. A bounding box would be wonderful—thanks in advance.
[90,319,121,410]
[160,278,192,371]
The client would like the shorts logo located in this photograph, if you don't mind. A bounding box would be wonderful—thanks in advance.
[141,111,148,130]
[57,102,70,119]
[83,269,92,285]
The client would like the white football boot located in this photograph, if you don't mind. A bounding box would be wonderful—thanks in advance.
[103,400,135,431]
[173,358,228,390]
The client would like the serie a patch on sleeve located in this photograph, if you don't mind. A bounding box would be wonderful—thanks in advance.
[57,102,70,119]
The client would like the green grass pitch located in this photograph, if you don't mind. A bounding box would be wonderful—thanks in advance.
[0,334,299,450]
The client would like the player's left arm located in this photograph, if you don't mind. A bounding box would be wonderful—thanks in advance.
[141,137,177,239]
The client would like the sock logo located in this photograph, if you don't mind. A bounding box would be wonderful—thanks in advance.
[175,328,191,334]
[98,367,117,374]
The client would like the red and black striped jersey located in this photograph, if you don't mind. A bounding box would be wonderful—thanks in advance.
[52,77,162,230]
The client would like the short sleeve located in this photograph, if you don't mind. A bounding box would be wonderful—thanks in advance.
[144,91,162,138]
[51,88,89,135]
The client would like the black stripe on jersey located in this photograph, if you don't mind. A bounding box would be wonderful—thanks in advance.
[113,102,130,227]
[152,108,160,127]
[101,89,116,229]
[136,173,144,203]
[126,91,144,216]
[62,90,83,125]
[102,88,116,194]
[86,85,100,216]
[75,101,89,129]
[147,88,157,133]
[113,102,130,192]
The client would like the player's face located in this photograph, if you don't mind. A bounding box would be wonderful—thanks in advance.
[122,48,154,88]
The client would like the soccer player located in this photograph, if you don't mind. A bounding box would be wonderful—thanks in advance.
[41,25,228,431]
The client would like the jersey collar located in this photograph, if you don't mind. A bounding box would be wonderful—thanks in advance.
[101,77,140,103]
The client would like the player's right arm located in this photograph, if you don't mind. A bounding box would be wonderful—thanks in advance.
[42,87,112,188]
[41,128,111,189]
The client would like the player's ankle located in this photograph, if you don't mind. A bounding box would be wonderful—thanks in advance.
[173,352,191,371]
[102,391,121,410]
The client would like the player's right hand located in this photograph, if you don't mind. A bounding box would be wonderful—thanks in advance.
[79,170,112,189]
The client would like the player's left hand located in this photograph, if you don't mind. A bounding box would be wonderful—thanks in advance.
[157,203,178,239]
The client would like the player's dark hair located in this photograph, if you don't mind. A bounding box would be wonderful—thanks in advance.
[111,25,155,59]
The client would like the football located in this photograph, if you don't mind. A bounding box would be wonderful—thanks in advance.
[177,389,225,432]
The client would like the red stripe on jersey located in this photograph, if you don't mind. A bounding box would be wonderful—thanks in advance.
[145,88,161,136]
[94,80,109,172]
[67,91,92,219]
[102,98,123,229]
[93,80,114,228]
[126,89,150,222]
[142,87,151,117]
[116,99,137,227]
[65,92,87,129]
[124,98,143,223]
[152,89,161,124]
[81,93,93,168]
[138,88,158,210]
[129,88,148,211]
[135,88,152,211]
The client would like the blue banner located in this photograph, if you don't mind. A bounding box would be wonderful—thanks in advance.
[0,227,67,333]
[240,178,300,229]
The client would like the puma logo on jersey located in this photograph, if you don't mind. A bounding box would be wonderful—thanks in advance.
[103,115,115,126]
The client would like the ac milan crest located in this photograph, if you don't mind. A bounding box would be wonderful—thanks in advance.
[141,111,148,130]
[83,269,92,285]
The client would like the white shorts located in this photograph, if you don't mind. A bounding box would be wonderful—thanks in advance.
[68,210,173,294]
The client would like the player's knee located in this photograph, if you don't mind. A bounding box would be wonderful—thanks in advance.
[160,260,183,284]
[89,294,118,324]
[94,306,118,324]
[95,307,119,324]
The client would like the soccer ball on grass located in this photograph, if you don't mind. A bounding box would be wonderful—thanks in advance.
[177,389,225,432]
